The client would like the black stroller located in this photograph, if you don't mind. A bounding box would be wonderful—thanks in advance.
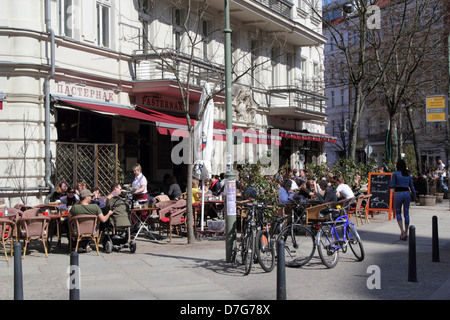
[101,196,136,253]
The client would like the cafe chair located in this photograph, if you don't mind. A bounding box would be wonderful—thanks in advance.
[16,215,51,258]
[68,215,101,255]
[349,194,372,226]
[156,199,186,242]
[0,218,15,261]
[154,194,177,209]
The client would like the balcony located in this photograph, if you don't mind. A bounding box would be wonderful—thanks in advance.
[268,83,328,121]
[253,0,293,19]
[132,49,225,101]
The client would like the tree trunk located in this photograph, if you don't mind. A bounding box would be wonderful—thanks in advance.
[186,130,195,244]
[406,106,422,176]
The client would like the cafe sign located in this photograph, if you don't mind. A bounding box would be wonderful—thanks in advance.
[426,95,447,122]
[141,95,191,112]
[53,80,118,102]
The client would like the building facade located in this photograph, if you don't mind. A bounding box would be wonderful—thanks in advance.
[0,0,335,206]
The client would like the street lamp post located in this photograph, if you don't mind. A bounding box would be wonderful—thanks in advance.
[224,0,236,263]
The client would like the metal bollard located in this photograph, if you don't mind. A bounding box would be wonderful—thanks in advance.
[14,242,24,300]
[432,216,440,262]
[408,225,417,282]
[69,251,80,300]
[276,238,286,300]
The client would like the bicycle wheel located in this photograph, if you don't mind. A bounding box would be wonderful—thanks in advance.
[278,224,315,267]
[243,229,255,275]
[347,223,365,261]
[256,229,275,272]
[317,225,339,269]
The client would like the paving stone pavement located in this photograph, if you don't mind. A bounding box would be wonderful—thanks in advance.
[1,199,450,301]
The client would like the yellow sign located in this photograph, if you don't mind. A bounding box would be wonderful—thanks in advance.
[426,96,447,122]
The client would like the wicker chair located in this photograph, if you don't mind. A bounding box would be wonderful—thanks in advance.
[16,214,51,258]
[0,218,15,261]
[68,215,101,255]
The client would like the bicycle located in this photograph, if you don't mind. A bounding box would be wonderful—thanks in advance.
[255,201,315,271]
[234,202,265,275]
[316,204,365,269]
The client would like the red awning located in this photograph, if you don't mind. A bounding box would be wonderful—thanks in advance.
[279,130,337,143]
[53,96,281,145]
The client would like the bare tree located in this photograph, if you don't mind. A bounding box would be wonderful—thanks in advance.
[373,0,444,166]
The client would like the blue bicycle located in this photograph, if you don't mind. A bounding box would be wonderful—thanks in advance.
[316,204,365,269]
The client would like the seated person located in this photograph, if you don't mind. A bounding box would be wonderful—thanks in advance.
[167,176,182,200]
[90,187,106,208]
[278,180,301,204]
[68,189,114,252]
[105,187,131,229]
[52,182,69,201]
[209,175,222,196]
[191,178,201,205]
[59,186,79,209]
[202,179,213,199]
[335,177,355,200]
[314,180,337,204]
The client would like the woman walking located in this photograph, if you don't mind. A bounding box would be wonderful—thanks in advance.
[389,159,416,240]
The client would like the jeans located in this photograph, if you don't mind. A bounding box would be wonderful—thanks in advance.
[394,191,411,226]
[440,175,448,191]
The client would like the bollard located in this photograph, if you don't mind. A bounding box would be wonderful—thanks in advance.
[14,242,24,300]
[408,225,417,282]
[69,251,80,300]
[276,238,286,300]
[432,216,440,262]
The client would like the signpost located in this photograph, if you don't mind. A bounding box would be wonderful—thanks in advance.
[426,95,447,122]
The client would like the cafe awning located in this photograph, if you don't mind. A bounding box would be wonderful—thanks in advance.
[279,129,337,143]
[52,96,281,145]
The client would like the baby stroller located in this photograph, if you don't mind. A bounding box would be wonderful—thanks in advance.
[101,196,136,253]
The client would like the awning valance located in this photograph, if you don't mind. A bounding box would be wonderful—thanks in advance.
[279,129,337,143]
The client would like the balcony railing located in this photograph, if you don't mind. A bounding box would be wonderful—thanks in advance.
[133,49,225,87]
[253,0,294,19]
[268,82,327,115]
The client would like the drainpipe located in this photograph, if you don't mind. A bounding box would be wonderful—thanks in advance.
[44,0,55,202]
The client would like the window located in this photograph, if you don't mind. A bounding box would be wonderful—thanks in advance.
[173,8,183,52]
[299,57,307,89]
[59,0,73,38]
[97,0,110,48]
[251,40,259,87]
[286,53,294,86]
[271,47,280,87]
[202,20,210,60]
[139,0,151,51]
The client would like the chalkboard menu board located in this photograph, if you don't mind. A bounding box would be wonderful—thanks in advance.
[367,173,393,212]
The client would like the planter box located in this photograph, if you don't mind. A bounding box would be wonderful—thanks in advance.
[419,195,436,206]
[436,193,444,203]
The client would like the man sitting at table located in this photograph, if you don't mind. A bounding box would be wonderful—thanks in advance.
[105,184,132,229]
[278,180,303,204]
[68,189,114,252]
[314,180,337,204]
[335,177,355,200]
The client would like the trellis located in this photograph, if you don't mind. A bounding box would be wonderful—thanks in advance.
[55,142,118,196]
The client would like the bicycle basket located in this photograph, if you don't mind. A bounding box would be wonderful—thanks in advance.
[319,208,341,221]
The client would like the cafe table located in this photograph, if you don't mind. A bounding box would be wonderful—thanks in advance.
[44,210,69,248]
[131,206,159,242]
[203,198,225,219]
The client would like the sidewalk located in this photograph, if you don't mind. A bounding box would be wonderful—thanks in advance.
[0,199,449,300]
